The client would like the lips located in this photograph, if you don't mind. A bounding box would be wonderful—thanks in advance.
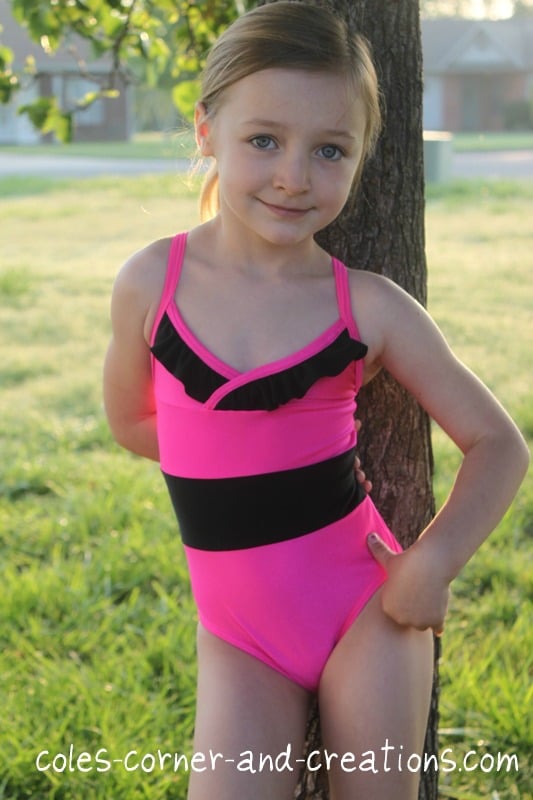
[259,199,312,216]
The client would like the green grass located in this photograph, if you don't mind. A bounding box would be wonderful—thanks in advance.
[453,132,533,152]
[425,180,532,800]
[0,130,197,160]
[1,175,531,799]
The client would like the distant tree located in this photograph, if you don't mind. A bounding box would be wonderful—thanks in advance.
[3,0,532,140]
[0,0,249,140]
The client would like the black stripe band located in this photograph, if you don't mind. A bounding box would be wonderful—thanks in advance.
[163,447,365,551]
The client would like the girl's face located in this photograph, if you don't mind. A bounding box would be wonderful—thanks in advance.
[196,68,367,252]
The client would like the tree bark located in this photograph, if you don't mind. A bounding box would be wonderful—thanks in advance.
[258,0,439,797]
[293,1,439,798]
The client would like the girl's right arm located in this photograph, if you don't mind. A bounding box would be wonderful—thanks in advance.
[103,240,169,461]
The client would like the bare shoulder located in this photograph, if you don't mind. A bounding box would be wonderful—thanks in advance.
[345,268,426,361]
[114,237,172,303]
[111,237,172,339]
[346,267,420,311]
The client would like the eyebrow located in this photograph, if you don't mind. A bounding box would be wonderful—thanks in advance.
[241,119,357,140]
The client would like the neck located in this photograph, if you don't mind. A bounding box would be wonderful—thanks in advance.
[203,216,329,280]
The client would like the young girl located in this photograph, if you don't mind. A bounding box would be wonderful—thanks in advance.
[103,4,528,799]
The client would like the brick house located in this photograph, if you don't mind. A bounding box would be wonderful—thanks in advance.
[422,17,533,131]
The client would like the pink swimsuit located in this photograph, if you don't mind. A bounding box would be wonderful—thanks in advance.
[150,232,402,691]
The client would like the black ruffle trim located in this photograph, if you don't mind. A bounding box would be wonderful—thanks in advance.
[217,329,367,410]
[151,312,227,402]
[151,312,368,411]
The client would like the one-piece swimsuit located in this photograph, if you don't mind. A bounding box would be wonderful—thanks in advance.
[150,231,402,691]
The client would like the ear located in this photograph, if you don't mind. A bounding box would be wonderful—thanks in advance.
[194,102,214,157]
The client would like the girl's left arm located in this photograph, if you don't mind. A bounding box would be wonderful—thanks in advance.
[353,273,529,634]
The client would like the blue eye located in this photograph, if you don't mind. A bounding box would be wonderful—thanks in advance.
[318,144,343,161]
[250,135,276,150]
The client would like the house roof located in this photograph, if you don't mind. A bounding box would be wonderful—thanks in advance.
[421,17,533,73]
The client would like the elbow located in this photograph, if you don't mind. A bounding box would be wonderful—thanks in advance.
[103,403,135,451]
[110,425,133,453]
[515,429,530,482]
[105,416,133,452]
[501,416,530,487]
[469,413,530,491]
[104,409,159,461]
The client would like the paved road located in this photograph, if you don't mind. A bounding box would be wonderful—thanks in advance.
[0,153,190,179]
[451,149,533,180]
[0,149,532,181]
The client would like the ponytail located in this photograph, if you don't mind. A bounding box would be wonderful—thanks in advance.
[199,162,220,221]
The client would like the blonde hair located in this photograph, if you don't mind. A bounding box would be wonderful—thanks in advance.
[197,1,382,221]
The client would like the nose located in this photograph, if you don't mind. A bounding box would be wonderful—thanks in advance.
[273,148,311,195]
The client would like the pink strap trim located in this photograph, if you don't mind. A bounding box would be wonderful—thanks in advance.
[333,258,367,393]
[161,232,187,308]
[333,258,362,340]
[150,232,187,346]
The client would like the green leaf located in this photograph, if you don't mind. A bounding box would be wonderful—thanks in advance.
[46,108,73,143]
[0,73,19,103]
[17,97,73,142]
[0,44,14,68]
[76,88,120,110]
[24,55,37,75]
[18,97,56,129]
[100,89,120,100]
[172,79,200,121]
[0,40,18,103]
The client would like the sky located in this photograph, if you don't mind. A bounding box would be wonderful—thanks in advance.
[471,0,514,16]
[429,0,523,17]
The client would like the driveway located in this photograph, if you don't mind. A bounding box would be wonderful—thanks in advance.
[0,149,532,181]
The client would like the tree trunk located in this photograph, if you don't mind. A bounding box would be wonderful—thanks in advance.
[287,1,440,798]
[257,0,439,796]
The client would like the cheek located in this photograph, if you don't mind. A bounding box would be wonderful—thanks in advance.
[319,165,355,198]
[222,150,268,188]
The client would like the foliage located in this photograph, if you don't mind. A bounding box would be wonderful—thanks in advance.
[3,0,533,141]
[0,27,19,102]
[1,0,254,141]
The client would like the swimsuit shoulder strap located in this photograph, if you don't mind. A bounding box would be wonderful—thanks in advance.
[159,231,188,308]
[149,231,187,346]
[332,257,364,341]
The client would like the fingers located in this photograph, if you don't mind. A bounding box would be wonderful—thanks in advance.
[354,456,372,493]
[367,533,449,637]
[355,471,372,493]
[366,532,396,567]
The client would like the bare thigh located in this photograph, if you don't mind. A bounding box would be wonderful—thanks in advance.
[319,590,434,800]
[187,624,311,800]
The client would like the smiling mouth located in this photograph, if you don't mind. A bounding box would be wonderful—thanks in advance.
[260,200,312,216]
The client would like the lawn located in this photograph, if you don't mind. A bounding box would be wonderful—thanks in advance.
[0,174,531,799]
[0,130,196,161]
[451,132,533,153]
